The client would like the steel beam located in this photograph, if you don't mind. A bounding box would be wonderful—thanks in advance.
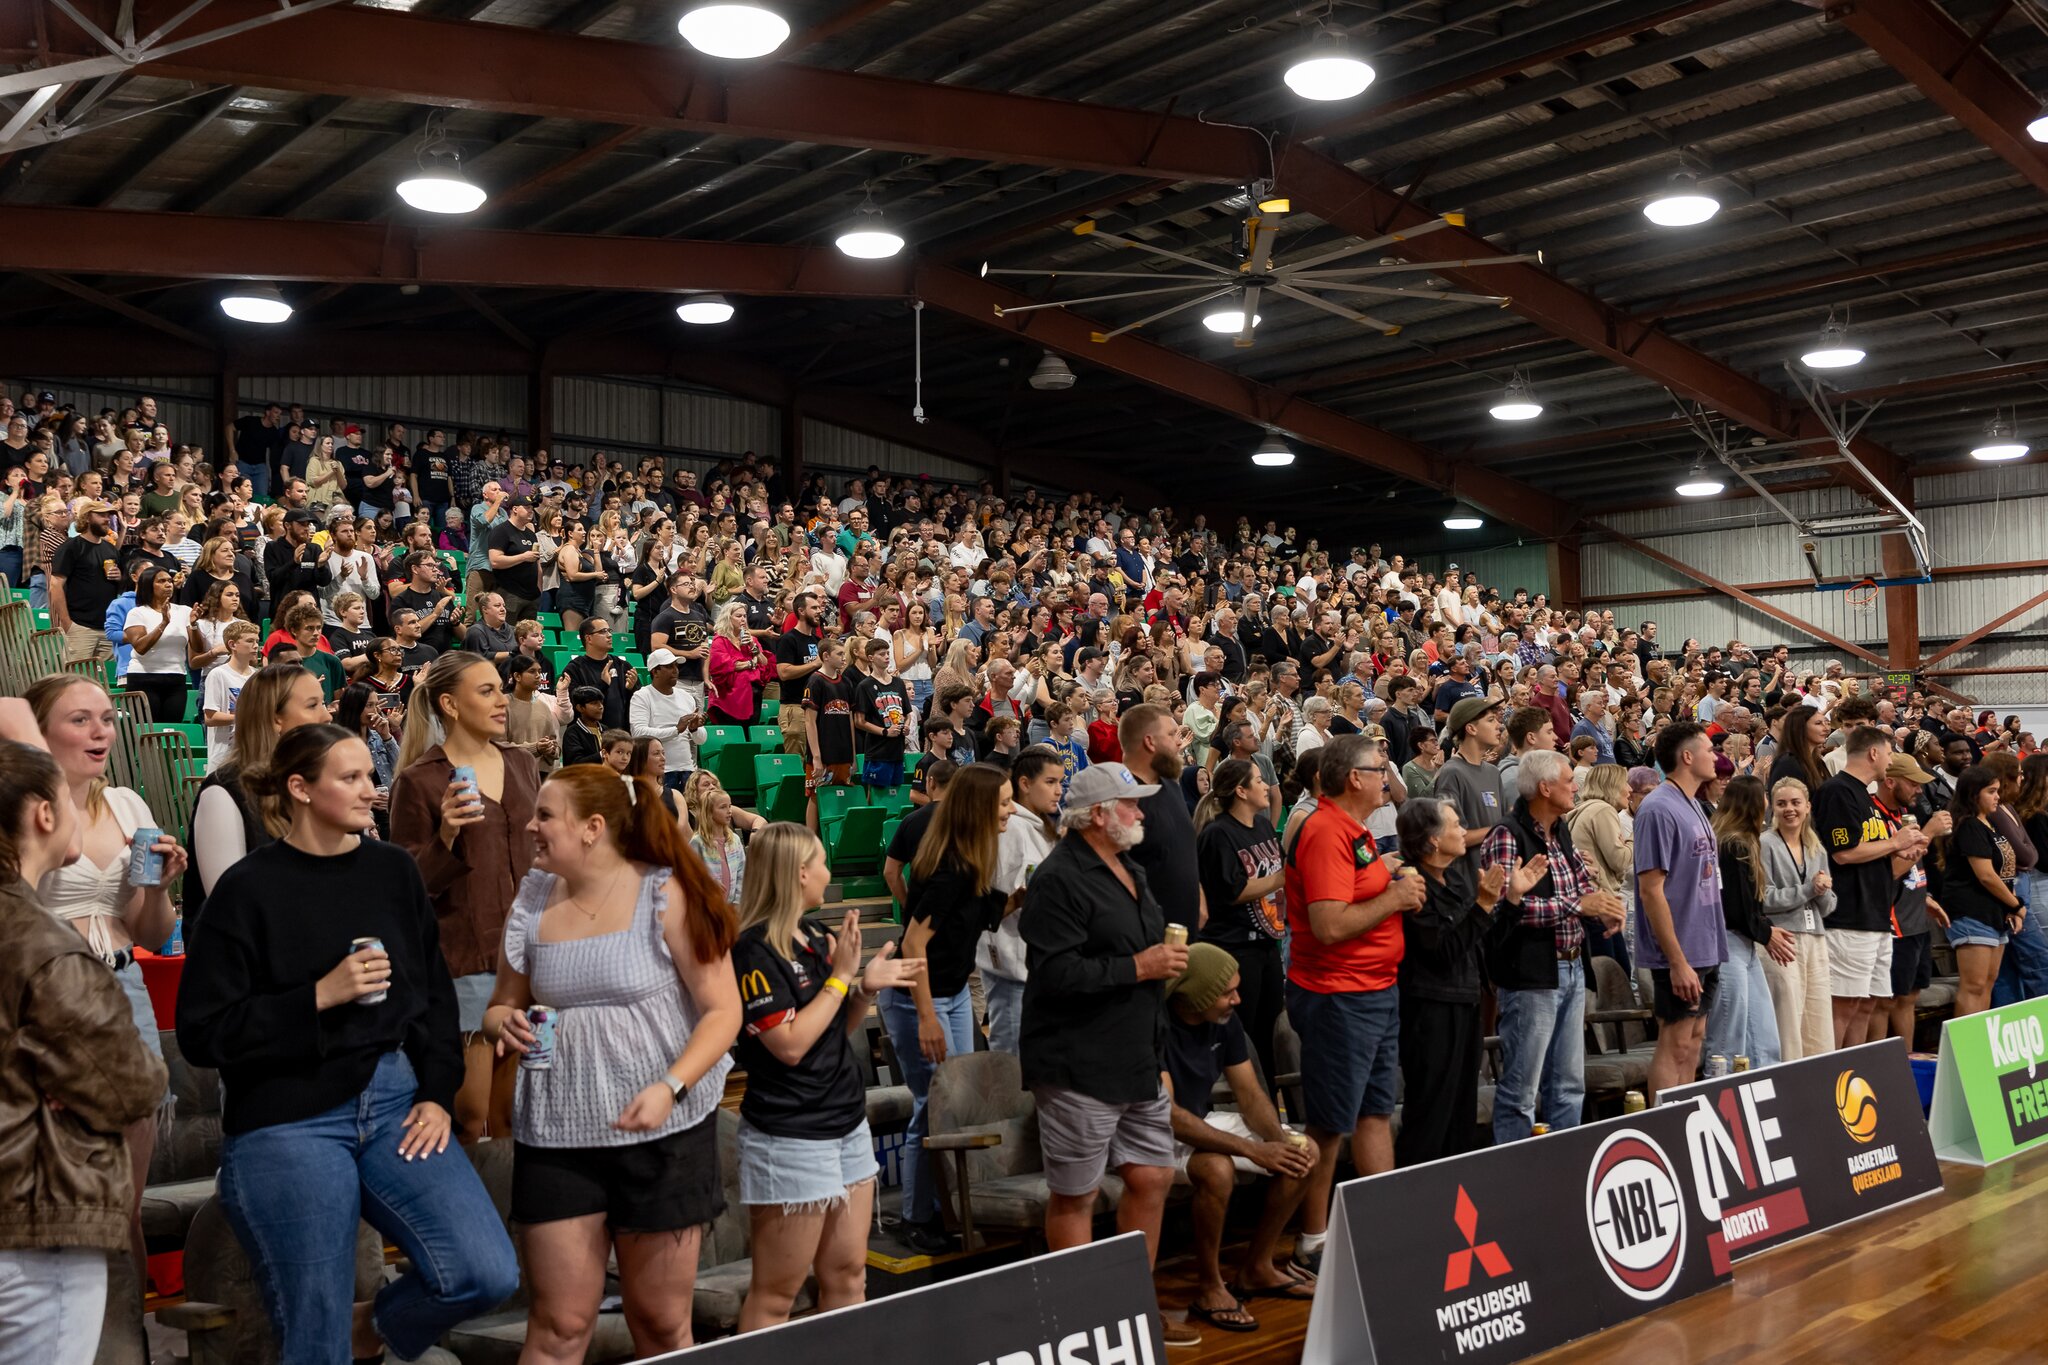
[1834,0,2048,198]
[1919,584,2048,669]
[1589,520,1892,670]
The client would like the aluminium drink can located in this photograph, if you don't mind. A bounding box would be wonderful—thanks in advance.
[350,937,388,1005]
[1705,1054,1730,1078]
[523,1005,556,1070]
[1163,924,1189,948]
[127,827,164,887]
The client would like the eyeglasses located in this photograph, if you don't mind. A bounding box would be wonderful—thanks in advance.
[1354,764,1388,776]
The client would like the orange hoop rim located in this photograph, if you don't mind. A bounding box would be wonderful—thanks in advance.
[1844,577,1879,607]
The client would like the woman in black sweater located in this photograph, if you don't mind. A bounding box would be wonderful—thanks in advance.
[177,725,518,1364]
[1393,798,1527,1166]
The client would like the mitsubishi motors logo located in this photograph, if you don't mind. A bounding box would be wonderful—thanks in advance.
[1443,1185,1512,1292]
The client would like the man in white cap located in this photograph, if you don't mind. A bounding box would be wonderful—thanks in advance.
[1020,761,1198,1347]
[627,647,703,799]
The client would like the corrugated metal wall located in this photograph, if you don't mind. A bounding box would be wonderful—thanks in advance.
[240,375,526,434]
[801,418,985,484]
[550,376,780,459]
[1417,542,1551,596]
[32,378,214,448]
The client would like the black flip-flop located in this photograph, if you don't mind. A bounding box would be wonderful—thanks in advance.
[1189,1299,1259,1333]
[1234,1272,1317,1301]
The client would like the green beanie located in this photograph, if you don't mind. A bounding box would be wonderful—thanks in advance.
[1169,942,1239,1012]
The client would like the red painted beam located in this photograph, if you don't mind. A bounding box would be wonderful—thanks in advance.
[0,1,1262,184]
[1832,0,2048,199]
[1919,584,2048,670]
[1276,146,1912,490]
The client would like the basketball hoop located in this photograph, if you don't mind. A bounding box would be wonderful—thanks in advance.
[1844,577,1879,609]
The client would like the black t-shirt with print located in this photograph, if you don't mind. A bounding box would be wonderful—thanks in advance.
[856,675,910,765]
[804,670,857,765]
[416,449,455,505]
[732,922,865,1140]
[1940,817,2017,929]
[1195,812,1286,948]
[488,520,540,599]
[1814,771,1896,933]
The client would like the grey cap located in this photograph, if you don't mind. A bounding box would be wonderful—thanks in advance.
[1063,761,1160,809]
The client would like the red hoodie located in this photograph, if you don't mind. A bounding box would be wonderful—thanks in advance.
[1087,717,1123,764]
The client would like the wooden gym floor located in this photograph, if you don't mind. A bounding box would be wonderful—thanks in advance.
[1157,1145,2048,1365]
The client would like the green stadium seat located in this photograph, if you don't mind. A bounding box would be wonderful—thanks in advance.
[760,697,780,722]
[698,724,745,760]
[825,805,890,876]
[747,725,781,749]
[710,742,762,801]
[815,783,866,835]
[760,772,808,825]
[537,612,562,629]
[753,752,804,798]
[869,784,914,814]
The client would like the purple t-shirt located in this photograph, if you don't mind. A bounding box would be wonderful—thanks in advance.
[1631,783,1729,971]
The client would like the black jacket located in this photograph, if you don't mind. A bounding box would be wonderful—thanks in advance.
[1483,797,1584,992]
[1718,841,1773,947]
[1400,861,1492,1004]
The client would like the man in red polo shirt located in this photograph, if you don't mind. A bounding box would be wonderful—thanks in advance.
[1283,732,1425,1274]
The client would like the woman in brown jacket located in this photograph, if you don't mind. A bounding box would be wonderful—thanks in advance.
[391,651,539,1145]
[0,739,168,1364]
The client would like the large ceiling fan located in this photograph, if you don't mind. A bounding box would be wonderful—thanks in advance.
[981,201,1542,348]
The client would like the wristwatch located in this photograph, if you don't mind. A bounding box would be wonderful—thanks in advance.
[664,1073,686,1101]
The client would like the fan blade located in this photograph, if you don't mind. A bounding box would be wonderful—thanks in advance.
[1272,284,1403,336]
[1304,279,1510,306]
[981,268,1226,280]
[991,281,1220,318]
[1243,216,1278,276]
[1079,228,1235,275]
[1291,253,1545,277]
[1236,285,1261,348]
[1276,216,1463,273]
[1089,286,1237,343]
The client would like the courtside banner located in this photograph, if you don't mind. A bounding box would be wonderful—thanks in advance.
[1929,996,2048,1165]
[645,1233,1163,1365]
[1302,1102,1728,1365]
[1660,1037,1941,1265]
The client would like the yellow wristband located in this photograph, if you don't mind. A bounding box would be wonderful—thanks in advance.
[823,976,850,998]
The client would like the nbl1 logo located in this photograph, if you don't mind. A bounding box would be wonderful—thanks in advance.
[1584,1130,1687,1302]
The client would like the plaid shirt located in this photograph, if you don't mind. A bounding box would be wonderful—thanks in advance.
[1479,813,1598,959]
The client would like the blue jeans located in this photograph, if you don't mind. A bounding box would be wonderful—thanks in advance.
[879,985,975,1226]
[216,1052,519,1363]
[244,462,271,501]
[0,545,21,593]
[984,973,1024,1055]
[661,769,693,799]
[1493,957,1587,1142]
[26,570,45,612]
[0,1246,105,1365]
[1705,934,1781,1069]
[1993,872,2048,1007]
[907,677,933,714]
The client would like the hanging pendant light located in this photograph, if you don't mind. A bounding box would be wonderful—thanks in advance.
[396,113,485,214]
[1027,352,1076,391]
[1488,371,1542,421]
[1442,502,1483,530]
[2029,106,2048,143]
[1202,299,1262,334]
[1675,458,1724,497]
[1643,171,1719,227]
[675,294,735,325]
[1282,30,1376,102]
[678,3,789,58]
[1252,432,1295,467]
[1970,413,2029,462]
[219,283,292,325]
[1800,312,1864,370]
[834,186,905,259]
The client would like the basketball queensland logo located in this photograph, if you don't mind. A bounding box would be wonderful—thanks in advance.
[1585,1130,1687,1302]
[1836,1069,1904,1195]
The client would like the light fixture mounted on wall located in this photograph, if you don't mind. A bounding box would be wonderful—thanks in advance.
[219,282,292,324]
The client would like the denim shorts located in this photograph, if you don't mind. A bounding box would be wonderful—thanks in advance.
[737,1118,878,1210]
[1285,980,1400,1132]
[451,972,496,1035]
[114,960,164,1060]
[1945,915,2009,949]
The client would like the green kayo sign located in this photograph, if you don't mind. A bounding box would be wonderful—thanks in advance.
[1928,999,2048,1165]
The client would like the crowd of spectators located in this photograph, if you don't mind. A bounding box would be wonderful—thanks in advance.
[3,380,2047,1357]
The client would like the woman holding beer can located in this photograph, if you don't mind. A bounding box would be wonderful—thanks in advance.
[25,673,190,1359]
[392,650,540,1145]
[480,765,743,1361]
[730,823,924,1331]
[177,724,519,1365]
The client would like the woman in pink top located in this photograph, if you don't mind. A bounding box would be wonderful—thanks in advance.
[705,600,776,726]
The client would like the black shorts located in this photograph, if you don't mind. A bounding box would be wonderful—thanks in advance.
[1889,930,1934,996]
[511,1109,724,1233]
[1650,965,1721,1022]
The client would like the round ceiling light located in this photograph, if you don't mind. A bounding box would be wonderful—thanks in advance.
[1643,171,1720,228]
[1442,502,1483,530]
[678,3,789,59]
[1488,373,1542,421]
[834,203,905,259]
[2029,108,2048,143]
[1283,33,1376,102]
[1800,316,1864,369]
[1675,460,1724,497]
[1202,307,1263,334]
[219,283,292,325]
[396,156,486,214]
[1252,433,1295,467]
[1971,415,2029,462]
[675,294,735,324]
